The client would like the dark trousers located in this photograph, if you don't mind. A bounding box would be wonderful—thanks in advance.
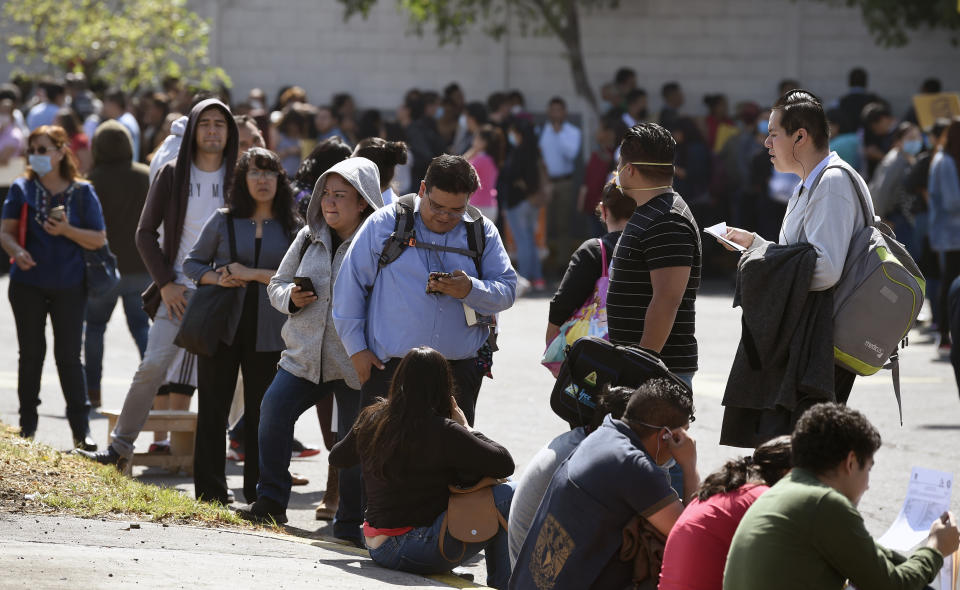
[8,280,90,440]
[359,356,484,426]
[835,365,857,406]
[195,339,279,504]
[939,250,960,344]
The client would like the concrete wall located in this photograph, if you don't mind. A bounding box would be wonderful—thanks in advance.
[204,0,960,118]
[2,0,957,118]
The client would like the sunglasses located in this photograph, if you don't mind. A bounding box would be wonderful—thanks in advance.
[27,146,58,155]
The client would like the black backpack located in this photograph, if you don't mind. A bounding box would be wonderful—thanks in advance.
[551,336,691,429]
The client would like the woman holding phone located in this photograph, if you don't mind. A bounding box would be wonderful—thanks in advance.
[0,125,106,449]
[236,157,383,544]
[182,147,299,504]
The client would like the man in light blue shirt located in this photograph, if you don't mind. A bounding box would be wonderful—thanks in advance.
[26,81,66,130]
[333,154,517,424]
[539,97,583,273]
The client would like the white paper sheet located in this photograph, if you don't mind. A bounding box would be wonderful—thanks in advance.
[875,467,955,590]
[703,221,746,252]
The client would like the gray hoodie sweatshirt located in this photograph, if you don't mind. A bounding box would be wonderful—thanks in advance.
[268,157,383,388]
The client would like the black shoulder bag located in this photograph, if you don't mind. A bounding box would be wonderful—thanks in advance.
[78,185,121,298]
[174,214,239,357]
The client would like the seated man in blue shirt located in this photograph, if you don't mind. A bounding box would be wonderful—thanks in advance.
[511,377,699,589]
[333,154,517,425]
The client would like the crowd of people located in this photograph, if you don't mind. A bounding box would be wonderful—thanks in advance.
[1,64,959,589]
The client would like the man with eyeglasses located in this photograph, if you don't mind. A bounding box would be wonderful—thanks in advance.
[511,377,699,589]
[606,123,702,390]
[333,154,517,426]
[79,99,238,469]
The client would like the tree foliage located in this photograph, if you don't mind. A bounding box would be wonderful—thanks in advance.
[801,0,960,47]
[339,0,621,113]
[2,0,230,91]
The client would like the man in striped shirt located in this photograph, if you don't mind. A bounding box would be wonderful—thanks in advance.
[606,123,702,388]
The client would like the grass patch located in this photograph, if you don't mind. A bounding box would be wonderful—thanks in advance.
[0,425,264,528]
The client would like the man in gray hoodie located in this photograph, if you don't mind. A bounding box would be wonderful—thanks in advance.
[236,157,382,538]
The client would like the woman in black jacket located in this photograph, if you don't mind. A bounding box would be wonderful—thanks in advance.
[546,183,634,348]
[330,347,515,589]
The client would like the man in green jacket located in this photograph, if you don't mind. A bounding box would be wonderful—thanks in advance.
[724,403,958,590]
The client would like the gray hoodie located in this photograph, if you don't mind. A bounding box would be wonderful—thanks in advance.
[268,157,383,388]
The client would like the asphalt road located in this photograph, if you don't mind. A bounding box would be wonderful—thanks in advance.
[1,275,958,585]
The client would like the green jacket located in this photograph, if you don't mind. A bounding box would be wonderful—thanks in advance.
[723,468,943,590]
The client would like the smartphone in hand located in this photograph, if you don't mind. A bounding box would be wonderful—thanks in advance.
[426,271,453,294]
[293,276,316,293]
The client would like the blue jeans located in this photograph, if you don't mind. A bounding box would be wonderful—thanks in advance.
[669,372,694,497]
[950,276,960,397]
[84,272,151,392]
[368,482,514,589]
[258,368,361,538]
[505,199,543,282]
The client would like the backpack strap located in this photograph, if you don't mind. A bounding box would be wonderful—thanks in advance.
[806,164,875,231]
[377,193,487,277]
[298,230,312,263]
[598,238,609,279]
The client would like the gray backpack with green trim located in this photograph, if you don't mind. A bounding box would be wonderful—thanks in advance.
[808,164,925,418]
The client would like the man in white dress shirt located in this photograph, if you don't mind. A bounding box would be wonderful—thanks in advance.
[539,97,583,273]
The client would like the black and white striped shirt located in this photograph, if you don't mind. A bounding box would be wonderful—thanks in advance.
[607,192,701,373]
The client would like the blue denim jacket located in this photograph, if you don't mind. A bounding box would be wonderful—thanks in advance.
[927,151,960,252]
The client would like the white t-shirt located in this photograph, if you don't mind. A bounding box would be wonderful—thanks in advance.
[174,164,225,287]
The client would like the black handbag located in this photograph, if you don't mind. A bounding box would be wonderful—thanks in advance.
[550,336,691,429]
[173,214,239,357]
[78,189,120,298]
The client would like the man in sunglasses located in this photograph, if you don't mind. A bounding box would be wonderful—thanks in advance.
[606,123,702,390]
[333,154,517,426]
[511,377,699,589]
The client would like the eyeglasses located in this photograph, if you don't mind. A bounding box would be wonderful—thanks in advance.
[27,146,56,155]
[423,193,466,219]
[247,169,279,180]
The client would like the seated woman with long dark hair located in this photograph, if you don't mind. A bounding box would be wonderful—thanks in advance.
[329,347,515,589]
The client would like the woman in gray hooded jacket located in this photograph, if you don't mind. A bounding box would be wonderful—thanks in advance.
[236,157,383,539]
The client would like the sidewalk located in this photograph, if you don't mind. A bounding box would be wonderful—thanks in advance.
[0,513,490,590]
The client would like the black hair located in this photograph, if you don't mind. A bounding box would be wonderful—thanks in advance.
[43,80,66,102]
[921,77,942,94]
[332,93,354,117]
[507,89,525,107]
[352,137,408,190]
[703,93,727,111]
[465,102,488,126]
[587,385,634,432]
[932,117,953,139]
[0,83,22,103]
[354,347,456,479]
[357,109,383,141]
[778,79,801,96]
[696,435,792,502]
[826,107,844,127]
[424,154,480,196]
[772,89,830,151]
[601,112,630,146]
[619,122,676,183]
[621,377,694,434]
[615,67,637,86]
[230,147,299,237]
[891,121,916,144]
[597,182,635,221]
[625,88,647,107]
[791,403,881,474]
[848,67,868,88]
[278,107,307,136]
[189,91,217,110]
[54,107,82,138]
[444,82,463,101]
[487,92,507,114]
[477,124,506,168]
[661,82,681,99]
[548,96,566,109]
[292,136,352,194]
[861,101,893,128]
[104,87,127,110]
